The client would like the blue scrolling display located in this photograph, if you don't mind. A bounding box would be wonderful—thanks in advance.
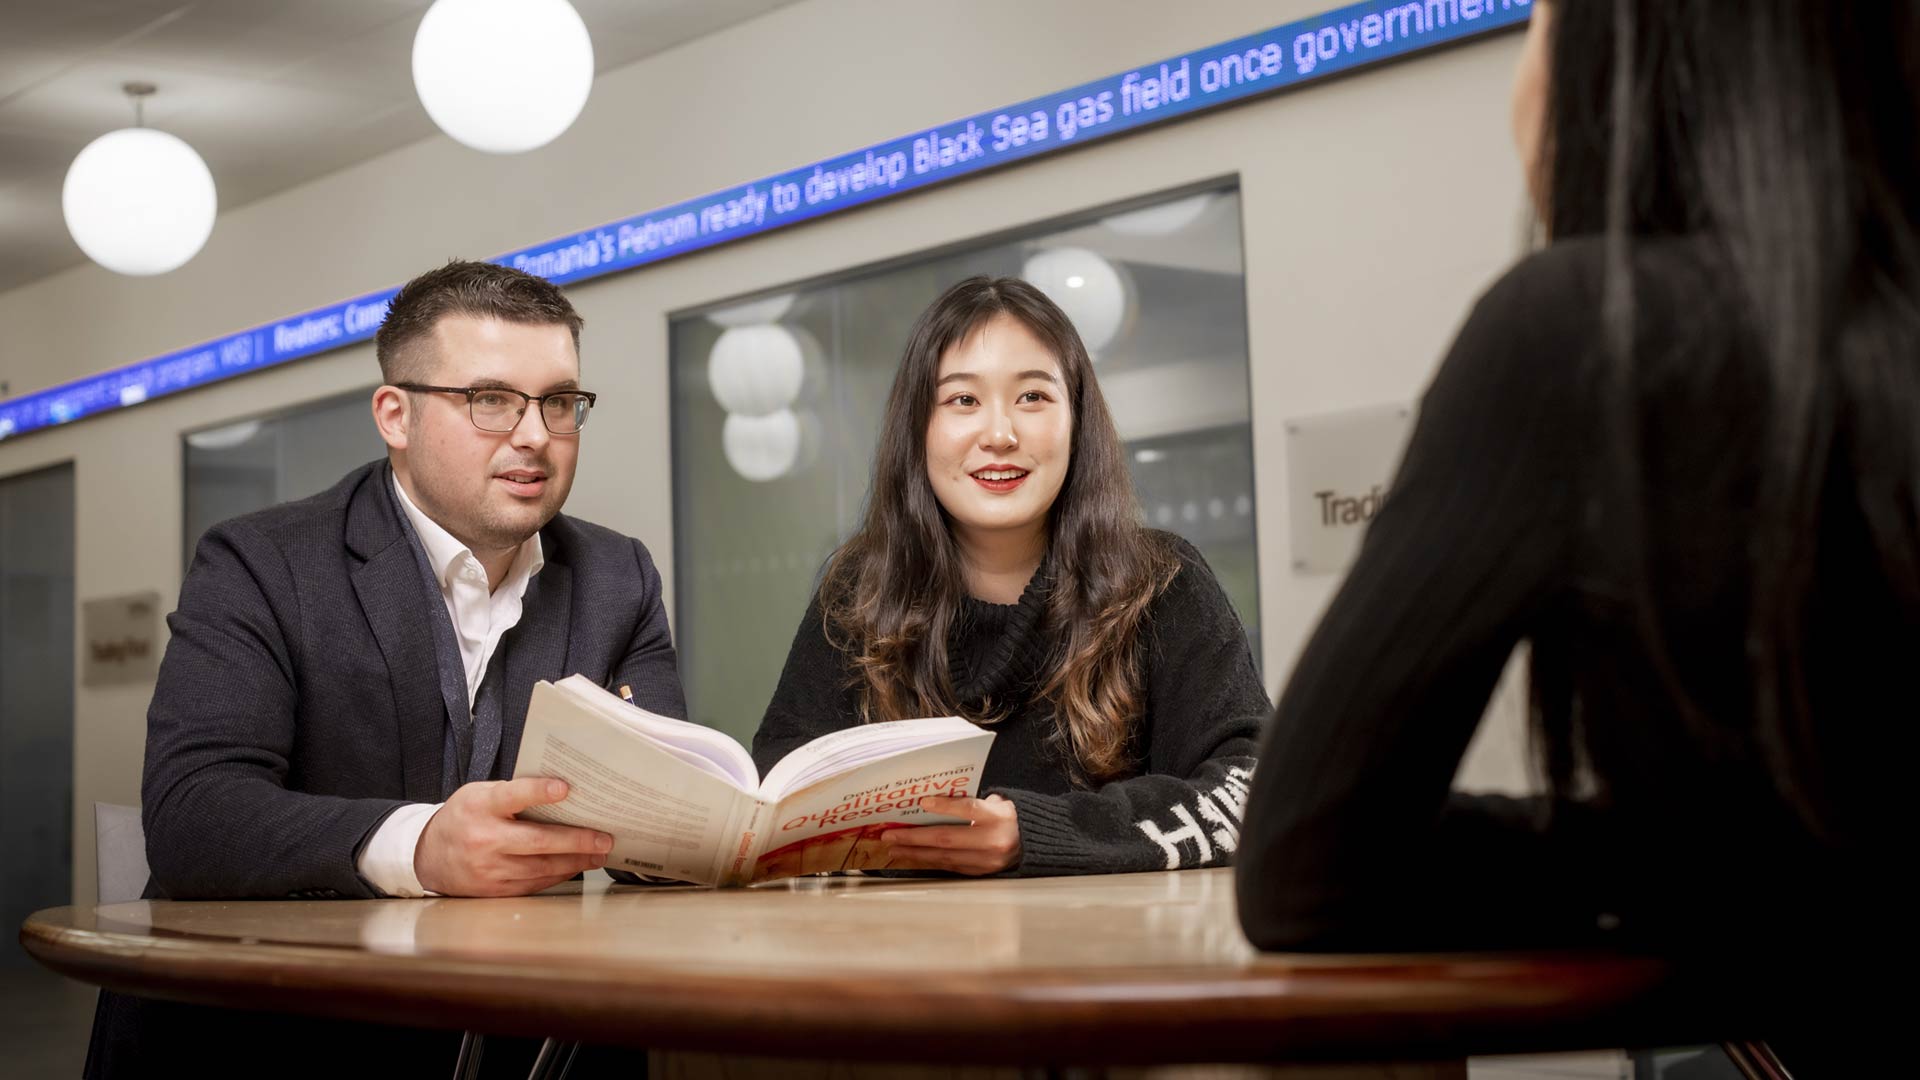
[0,289,399,439]
[0,0,1528,443]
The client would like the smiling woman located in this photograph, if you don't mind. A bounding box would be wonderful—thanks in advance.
[749,276,1272,880]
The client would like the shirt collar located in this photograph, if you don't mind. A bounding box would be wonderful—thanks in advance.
[391,472,544,592]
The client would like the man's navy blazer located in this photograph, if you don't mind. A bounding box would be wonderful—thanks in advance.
[85,460,687,1077]
[141,458,688,899]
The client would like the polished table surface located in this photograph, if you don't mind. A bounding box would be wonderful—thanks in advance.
[21,869,1712,1065]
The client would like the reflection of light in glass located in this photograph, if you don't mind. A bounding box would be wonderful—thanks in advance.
[722,409,801,482]
[1181,501,1200,523]
[186,419,263,451]
[1133,448,1166,464]
[1102,193,1214,236]
[706,293,796,329]
[1021,247,1129,354]
[413,0,593,153]
[1208,498,1225,519]
[708,325,805,417]
[1155,504,1175,526]
[1234,494,1252,516]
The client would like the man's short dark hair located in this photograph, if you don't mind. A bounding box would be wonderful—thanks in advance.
[374,260,584,384]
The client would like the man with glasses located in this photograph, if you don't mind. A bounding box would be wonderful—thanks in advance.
[88,261,685,1076]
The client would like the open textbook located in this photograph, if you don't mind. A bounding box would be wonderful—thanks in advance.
[511,675,995,886]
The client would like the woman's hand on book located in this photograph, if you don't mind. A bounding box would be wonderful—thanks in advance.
[879,794,1023,875]
[414,777,614,896]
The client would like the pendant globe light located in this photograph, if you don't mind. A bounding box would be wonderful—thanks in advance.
[62,83,217,276]
[1021,246,1131,356]
[412,0,595,154]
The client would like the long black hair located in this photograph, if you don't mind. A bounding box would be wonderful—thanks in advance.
[1535,0,1920,834]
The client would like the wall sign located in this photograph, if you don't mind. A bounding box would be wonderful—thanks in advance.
[81,590,162,687]
[0,0,1529,443]
[1286,403,1414,575]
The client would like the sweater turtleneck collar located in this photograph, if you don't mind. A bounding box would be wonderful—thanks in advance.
[948,564,1054,709]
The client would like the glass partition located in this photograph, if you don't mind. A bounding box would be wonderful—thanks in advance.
[183,387,381,566]
[670,184,1258,741]
[0,462,74,959]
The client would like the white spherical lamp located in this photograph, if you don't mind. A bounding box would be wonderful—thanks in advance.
[62,86,217,276]
[1021,246,1130,355]
[413,0,594,154]
[708,325,806,417]
[722,410,802,482]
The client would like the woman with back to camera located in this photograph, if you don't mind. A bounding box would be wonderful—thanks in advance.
[753,275,1270,877]
[1236,0,1915,1066]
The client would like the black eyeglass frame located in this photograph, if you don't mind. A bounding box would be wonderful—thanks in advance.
[392,382,599,435]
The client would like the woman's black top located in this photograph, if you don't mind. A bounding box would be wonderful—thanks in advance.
[1237,237,1909,960]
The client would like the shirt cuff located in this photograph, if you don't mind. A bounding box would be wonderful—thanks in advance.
[356,802,443,897]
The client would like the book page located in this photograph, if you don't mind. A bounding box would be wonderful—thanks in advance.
[513,680,747,885]
[748,734,993,884]
[550,674,758,790]
[759,715,984,798]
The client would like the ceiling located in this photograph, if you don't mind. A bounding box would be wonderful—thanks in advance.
[0,0,800,294]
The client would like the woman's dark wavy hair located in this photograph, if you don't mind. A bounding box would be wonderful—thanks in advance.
[821,276,1176,783]
[1534,0,1920,834]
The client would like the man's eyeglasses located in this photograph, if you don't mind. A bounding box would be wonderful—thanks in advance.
[394,383,598,435]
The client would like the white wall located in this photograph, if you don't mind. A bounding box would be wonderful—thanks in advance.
[0,0,1537,907]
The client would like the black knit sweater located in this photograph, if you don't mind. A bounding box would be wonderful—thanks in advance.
[1236,238,1910,959]
[752,533,1270,876]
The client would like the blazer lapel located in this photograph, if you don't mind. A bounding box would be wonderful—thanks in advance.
[346,467,448,803]
[498,558,571,777]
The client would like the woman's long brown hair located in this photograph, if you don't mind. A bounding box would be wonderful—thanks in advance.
[821,276,1176,783]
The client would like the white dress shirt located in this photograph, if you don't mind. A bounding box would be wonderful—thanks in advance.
[354,475,545,897]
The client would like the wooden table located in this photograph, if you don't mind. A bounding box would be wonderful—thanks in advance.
[21,869,1711,1071]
